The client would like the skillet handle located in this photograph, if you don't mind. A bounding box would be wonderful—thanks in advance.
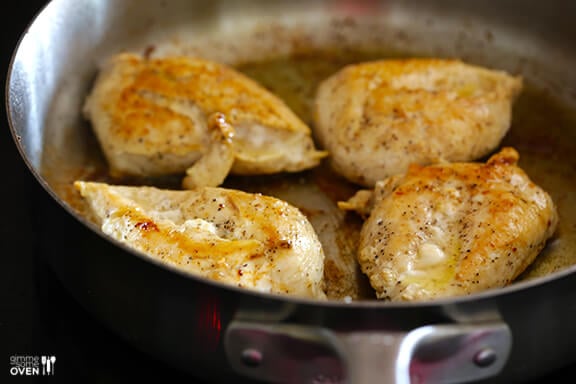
[225,321,511,384]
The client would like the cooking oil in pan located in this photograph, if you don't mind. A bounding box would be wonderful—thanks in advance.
[235,50,576,288]
[50,49,576,300]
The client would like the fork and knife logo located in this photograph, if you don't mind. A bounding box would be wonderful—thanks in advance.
[40,356,56,375]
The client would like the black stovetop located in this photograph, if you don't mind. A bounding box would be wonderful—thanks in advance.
[1,1,575,383]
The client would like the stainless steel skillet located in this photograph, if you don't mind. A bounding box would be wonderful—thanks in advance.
[7,1,576,383]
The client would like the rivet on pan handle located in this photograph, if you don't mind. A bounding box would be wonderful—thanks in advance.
[338,322,512,384]
[225,321,512,384]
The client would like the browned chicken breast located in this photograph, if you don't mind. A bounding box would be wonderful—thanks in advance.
[83,53,326,185]
[340,148,558,301]
[74,181,327,300]
[314,58,523,186]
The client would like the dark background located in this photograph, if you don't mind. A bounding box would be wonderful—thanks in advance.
[0,1,574,383]
[0,1,201,382]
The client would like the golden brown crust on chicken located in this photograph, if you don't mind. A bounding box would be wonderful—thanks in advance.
[83,53,326,181]
[314,58,523,186]
[341,148,558,301]
[74,181,327,300]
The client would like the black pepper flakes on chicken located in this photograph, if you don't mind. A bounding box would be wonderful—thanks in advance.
[339,147,558,301]
[74,181,327,300]
[314,58,523,187]
[83,53,327,186]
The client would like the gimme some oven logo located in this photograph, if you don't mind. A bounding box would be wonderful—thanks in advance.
[9,355,56,376]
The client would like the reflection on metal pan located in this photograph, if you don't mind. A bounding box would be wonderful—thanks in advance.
[7,1,576,383]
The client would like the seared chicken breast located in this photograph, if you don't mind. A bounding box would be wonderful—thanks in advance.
[83,53,326,184]
[340,148,558,301]
[314,58,523,186]
[74,181,326,300]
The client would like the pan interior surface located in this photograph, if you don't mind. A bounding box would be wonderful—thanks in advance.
[8,0,576,303]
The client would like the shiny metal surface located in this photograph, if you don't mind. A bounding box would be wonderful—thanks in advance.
[6,1,576,383]
[226,321,510,383]
[340,323,511,384]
